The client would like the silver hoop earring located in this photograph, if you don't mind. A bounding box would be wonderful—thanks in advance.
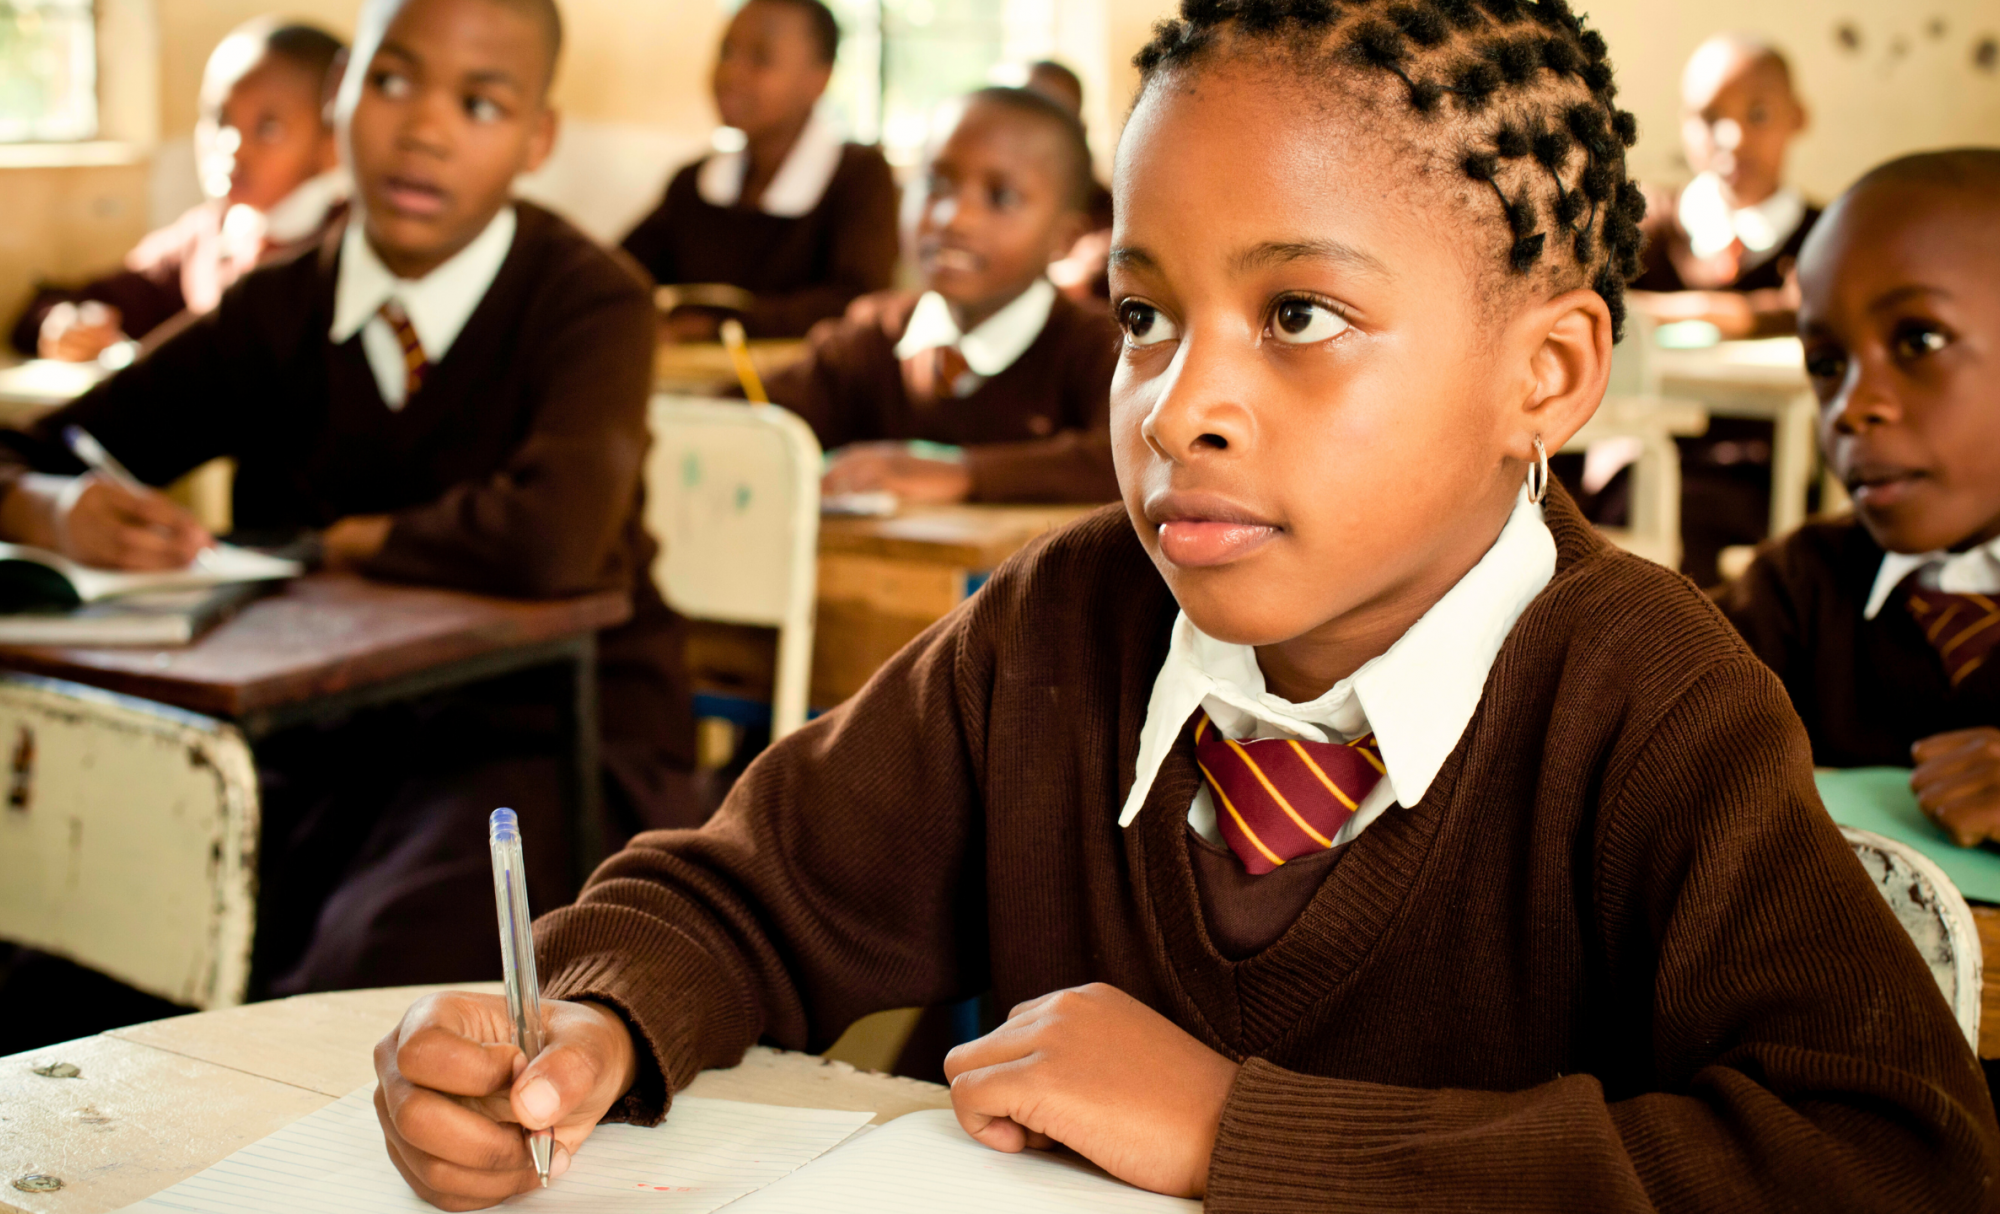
[1526,434,1550,505]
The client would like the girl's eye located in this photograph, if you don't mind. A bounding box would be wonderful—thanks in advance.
[989,185,1020,210]
[1891,322,1949,361]
[1803,345,1847,383]
[466,96,503,122]
[256,117,284,142]
[372,70,411,99]
[1118,300,1179,348]
[1269,297,1350,345]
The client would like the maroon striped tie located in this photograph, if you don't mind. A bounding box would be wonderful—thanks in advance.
[1905,587,2000,688]
[378,300,430,400]
[1194,712,1386,875]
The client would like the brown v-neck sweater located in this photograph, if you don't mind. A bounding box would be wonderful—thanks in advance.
[0,202,694,785]
[538,487,1996,1211]
[760,288,1121,503]
[1721,516,2000,767]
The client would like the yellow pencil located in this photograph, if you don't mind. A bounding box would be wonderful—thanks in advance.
[718,319,769,404]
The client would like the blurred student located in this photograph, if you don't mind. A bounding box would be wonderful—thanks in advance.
[11,19,348,361]
[1023,58,1112,303]
[763,87,1117,505]
[620,0,896,341]
[0,0,694,994]
[375,6,1990,1208]
[1628,33,1815,339]
[1724,149,2000,846]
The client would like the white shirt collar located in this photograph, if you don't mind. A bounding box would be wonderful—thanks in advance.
[1119,487,1557,828]
[696,107,846,218]
[330,204,517,360]
[1679,171,1808,265]
[1863,535,2000,620]
[894,278,1057,380]
[263,167,350,244]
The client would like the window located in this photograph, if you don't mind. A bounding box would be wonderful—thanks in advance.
[0,0,98,142]
[824,0,1060,165]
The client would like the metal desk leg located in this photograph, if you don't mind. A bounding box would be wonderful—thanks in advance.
[564,633,604,892]
[1768,389,1821,538]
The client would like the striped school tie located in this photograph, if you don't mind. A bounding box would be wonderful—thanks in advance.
[378,300,430,400]
[901,345,971,403]
[1194,711,1386,875]
[1905,587,2000,688]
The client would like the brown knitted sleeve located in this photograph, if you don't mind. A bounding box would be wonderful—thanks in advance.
[534,585,999,1124]
[1204,657,1999,1212]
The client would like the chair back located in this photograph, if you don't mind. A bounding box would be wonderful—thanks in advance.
[645,396,821,738]
[1840,825,1982,1049]
[0,674,258,1009]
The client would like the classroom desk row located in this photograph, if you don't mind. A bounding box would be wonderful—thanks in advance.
[0,984,953,1214]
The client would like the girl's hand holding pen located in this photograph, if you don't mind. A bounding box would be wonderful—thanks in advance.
[0,475,210,570]
[373,991,637,1211]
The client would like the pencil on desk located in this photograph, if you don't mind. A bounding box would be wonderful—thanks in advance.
[719,319,770,405]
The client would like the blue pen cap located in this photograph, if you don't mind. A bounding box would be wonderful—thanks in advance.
[488,807,520,845]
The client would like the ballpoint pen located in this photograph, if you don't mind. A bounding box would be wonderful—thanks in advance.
[63,426,146,494]
[490,807,555,1187]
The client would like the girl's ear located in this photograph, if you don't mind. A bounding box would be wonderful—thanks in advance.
[1509,287,1613,465]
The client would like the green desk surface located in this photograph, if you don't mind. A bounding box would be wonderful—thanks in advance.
[1816,767,2000,903]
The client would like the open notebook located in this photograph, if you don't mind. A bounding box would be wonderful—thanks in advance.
[119,1087,1199,1213]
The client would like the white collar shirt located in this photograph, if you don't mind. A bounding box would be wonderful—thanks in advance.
[1864,535,2000,620]
[329,205,516,410]
[1679,171,1808,270]
[697,107,846,218]
[893,278,1057,398]
[1119,488,1557,847]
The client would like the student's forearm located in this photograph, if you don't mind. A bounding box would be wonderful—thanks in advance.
[740,285,873,339]
[964,433,1120,504]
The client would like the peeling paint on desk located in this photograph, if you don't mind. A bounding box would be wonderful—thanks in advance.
[27,1062,78,1079]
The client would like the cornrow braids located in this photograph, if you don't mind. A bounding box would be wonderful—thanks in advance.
[1132,0,1646,338]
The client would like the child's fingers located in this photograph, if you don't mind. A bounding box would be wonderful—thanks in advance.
[374,1085,535,1211]
[511,1039,613,1131]
[389,1082,533,1172]
[398,1026,522,1098]
[1911,736,1991,792]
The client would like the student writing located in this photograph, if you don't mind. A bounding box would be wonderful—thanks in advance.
[619,0,897,341]
[1723,148,2000,848]
[12,20,348,362]
[763,87,1119,505]
[372,3,1995,1209]
[0,0,697,994]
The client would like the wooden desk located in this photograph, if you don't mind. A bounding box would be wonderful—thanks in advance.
[655,340,807,396]
[1650,337,1820,537]
[0,984,952,1214]
[0,573,629,880]
[688,503,1098,713]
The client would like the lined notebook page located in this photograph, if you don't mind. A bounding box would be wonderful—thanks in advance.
[727,1109,1203,1213]
[120,1088,871,1213]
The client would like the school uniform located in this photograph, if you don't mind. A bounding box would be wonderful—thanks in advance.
[535,483,1995,1211]
[762,279,1121,502]
[8,171,348,355]
[1633,172,1821,337]
[1723,516,2000,767]
[620,111,898,338]
[0,201,696,993]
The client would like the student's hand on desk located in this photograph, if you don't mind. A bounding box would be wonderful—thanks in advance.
[942,983,1240,1199]
[659,310,723,344]
[1625,288,1757,340]
[1912,727,2000,847]
[38,301,126,362]
[321,515,394,571]
[822,444,972,504]
[0,476,210,569]
[373,990,637,1211]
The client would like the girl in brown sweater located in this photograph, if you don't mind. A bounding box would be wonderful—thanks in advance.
[373,4,1998,1210]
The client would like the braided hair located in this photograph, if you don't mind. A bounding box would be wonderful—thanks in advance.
[1132,0,1646,338]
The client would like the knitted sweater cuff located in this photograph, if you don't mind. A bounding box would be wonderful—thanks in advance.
[536,903,759,1127]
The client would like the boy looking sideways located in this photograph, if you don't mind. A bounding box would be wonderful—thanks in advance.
[765,87,1119,505]
[1724,149,2000,848]
[375,3,1992,1210]
[620,0,897,341]
[1628,32,1815,339]
[0,0,696,992]
[14,19,347,361]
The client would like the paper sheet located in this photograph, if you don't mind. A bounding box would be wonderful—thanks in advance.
[120,1088,872,1213]
[1817,767,2000,902]
[726,1109,1203,1213]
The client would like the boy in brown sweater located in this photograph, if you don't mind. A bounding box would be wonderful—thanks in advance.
[1724,149,2000,847]
[374,5,1996,1210]
[13,20,347,361]
[0,0,694,994]
[619,0,897,341]
[765,87,1119,505]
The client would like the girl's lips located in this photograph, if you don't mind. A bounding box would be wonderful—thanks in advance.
[1156,519,1281,568]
